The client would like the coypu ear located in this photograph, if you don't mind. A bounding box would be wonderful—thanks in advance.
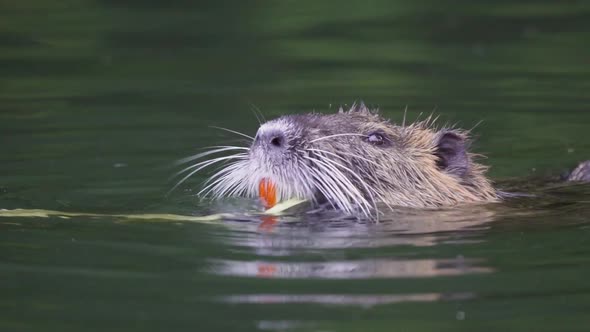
[435,131,469,178]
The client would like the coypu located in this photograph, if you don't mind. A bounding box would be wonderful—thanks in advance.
[175,103,590,218]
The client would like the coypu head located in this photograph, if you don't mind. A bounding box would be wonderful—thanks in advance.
[184,103,498,217]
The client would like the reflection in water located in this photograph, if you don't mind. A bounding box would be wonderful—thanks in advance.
[207,204,496,296]
[221,292,475,307]
[209,257,492,279]
[207,205,495,310]
[216,203,500,255]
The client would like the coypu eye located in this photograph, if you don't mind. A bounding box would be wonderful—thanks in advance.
[366,132,387,146]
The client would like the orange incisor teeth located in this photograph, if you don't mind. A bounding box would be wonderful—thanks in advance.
[259,178,277,209]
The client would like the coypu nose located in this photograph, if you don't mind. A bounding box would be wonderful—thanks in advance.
[255,121,289,151]
[256,129,286,149]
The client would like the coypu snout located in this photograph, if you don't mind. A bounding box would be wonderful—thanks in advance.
[188,103,499,217]
[252,122,292,162]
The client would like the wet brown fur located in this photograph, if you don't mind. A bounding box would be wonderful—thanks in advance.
[332,105,499,208]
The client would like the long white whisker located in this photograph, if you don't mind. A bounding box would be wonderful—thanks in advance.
[308,147,387,216]
[249,103,266,124]
[199,162,247,197]
[304,158,347,204]
[175,146,249,165]
[313,153,374,199]
[215,167,256,199]
[402,105,408,127]
[201,162,244,188]
[307,165,350,212]
[224,176,251,199]
[210,126,255,141]
[305,155,363,215]
[172,154,247,177]
[307,148,381,167]
[313,153,376,219]
[168,157,245,196]
[167,165,209,196]
[294,160,316,200]
[308,170,339,211]
[208,164,256,200]
[309,133,367,143]
[251,109,262,125]
[299,163,337,210]
[310,155,372,217]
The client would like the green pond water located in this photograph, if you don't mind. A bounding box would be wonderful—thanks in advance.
[2,1,590,331]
